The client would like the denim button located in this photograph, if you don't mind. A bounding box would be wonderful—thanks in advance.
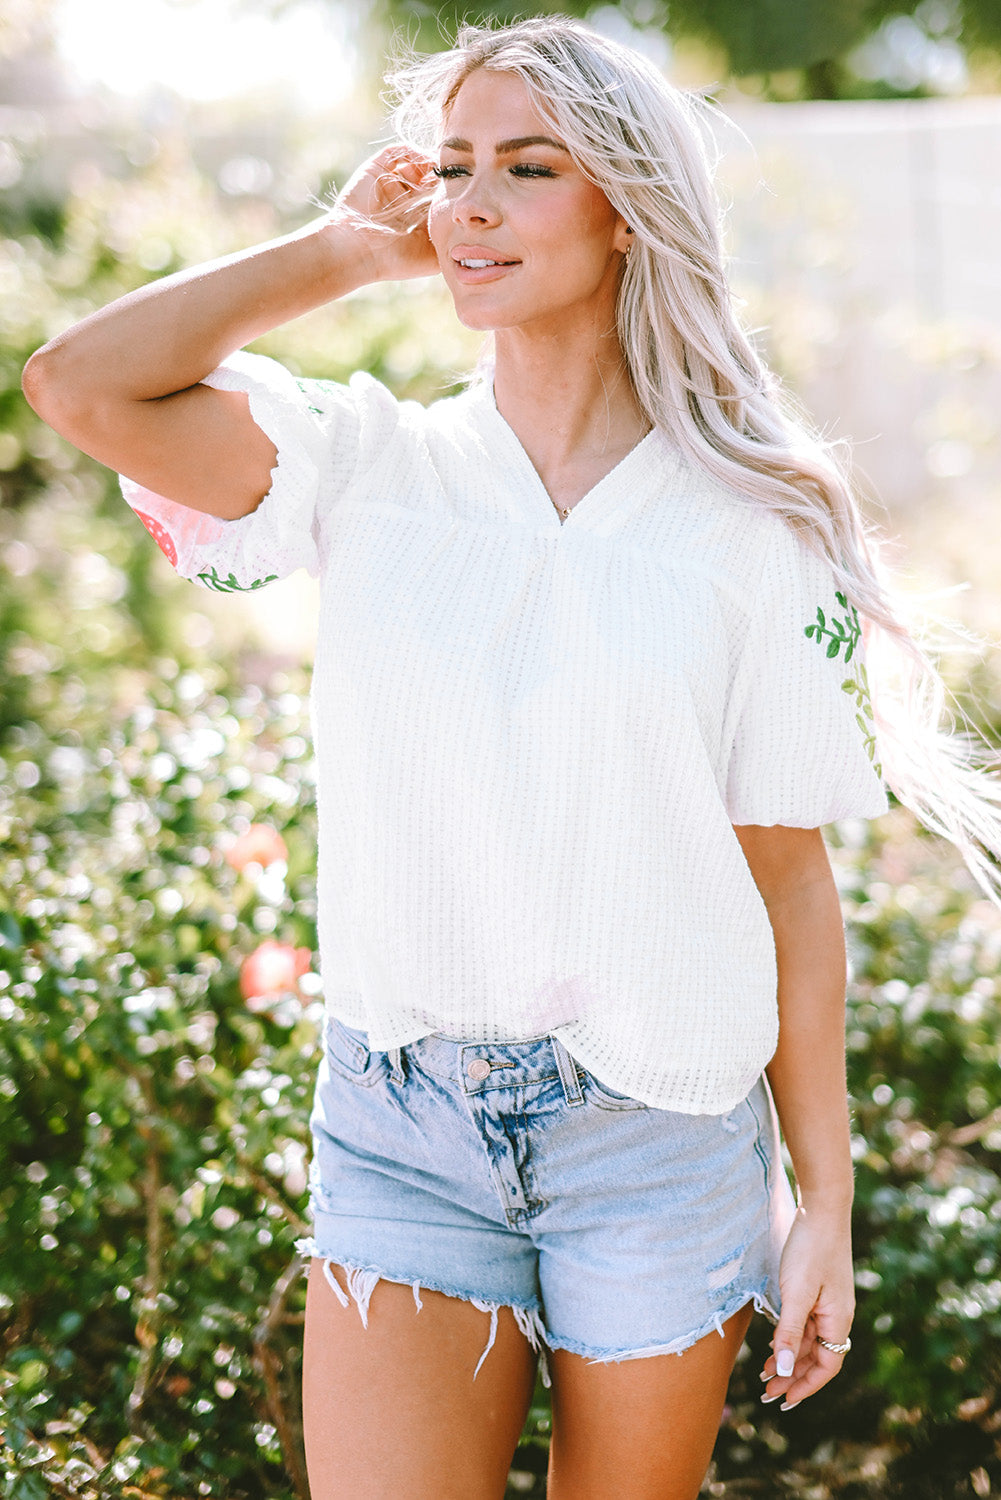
[467,1058,491,1080]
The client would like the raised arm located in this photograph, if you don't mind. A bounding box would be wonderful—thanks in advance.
[22,149,438,520]
[732,822,856,1411]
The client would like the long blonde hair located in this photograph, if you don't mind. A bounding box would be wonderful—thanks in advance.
[388,16,1001,897]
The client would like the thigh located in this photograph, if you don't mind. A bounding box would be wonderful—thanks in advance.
[303,1261,538,1500]
[547,1301,753,1500]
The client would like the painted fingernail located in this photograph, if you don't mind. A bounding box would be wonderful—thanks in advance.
[780,1400,800,1411]
[776,1350,795,1377]
[760,1393,781,1404]
[759,1370,771,1382]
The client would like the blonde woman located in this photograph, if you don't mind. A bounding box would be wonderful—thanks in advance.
[23,17,1001,1500]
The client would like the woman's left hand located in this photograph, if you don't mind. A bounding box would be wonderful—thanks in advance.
[759,1204,855,1410]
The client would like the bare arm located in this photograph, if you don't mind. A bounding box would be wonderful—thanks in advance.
[21,149,438,520]
[733,823,855,1410]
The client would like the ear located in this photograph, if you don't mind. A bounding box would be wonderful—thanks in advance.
[612,216,634,256]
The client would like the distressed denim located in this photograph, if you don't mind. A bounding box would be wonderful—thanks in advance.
[299,1019,791,1379]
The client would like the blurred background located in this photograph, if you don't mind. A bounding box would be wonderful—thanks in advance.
[2,2,1001,1497]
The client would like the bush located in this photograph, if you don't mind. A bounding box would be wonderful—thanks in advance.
[0,658,319,1498]
[705,814,1001,1498]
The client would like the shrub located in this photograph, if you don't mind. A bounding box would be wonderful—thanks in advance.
[707,813,1001,1498]
[0,659,319,1498]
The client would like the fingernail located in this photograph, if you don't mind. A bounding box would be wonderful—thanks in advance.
[760,1393,781,1404]
[780,1400,800,1412]
[759,1370,771,1382]
[776,1350,795,1377]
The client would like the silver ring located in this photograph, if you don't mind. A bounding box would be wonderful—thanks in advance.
[816,1335,852,1355]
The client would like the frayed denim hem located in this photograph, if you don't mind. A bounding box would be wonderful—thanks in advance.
[543,1283,779,1366]
[296,1237,551,1386]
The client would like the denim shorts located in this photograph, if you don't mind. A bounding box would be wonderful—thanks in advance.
[300,1018,792,1377]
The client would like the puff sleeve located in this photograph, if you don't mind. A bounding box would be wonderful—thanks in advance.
[119,350,399,593]
[722,522,889,827]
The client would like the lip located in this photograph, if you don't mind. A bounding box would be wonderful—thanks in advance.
[450,245,521,284]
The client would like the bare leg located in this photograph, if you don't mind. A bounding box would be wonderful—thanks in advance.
[303,1261,538,1500]
[547,1302,754,1500]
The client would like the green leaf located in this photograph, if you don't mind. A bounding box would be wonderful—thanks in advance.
[0,912,22,949]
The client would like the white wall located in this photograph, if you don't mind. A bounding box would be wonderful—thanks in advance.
[715,96,1001,515]
[724,96,1001,325]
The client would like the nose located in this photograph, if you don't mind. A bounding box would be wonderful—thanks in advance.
[451,174,501,229]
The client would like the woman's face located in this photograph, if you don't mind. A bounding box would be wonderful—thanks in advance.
[427,67,630,337]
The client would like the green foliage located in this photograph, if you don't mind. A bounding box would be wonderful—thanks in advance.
[0,658,319,1498]
[668,0,872,75]
[705,817,1001,1497]
[369,0,1001,98]
[845,837,1001,1420]
[368,0,592,58]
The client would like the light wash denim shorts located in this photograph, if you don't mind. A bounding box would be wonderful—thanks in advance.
[300,1018,789,1378]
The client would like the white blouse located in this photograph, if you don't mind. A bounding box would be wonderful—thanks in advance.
[120,350,887,1113]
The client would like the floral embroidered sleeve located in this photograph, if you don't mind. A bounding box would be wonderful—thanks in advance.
[118,350,397,592]
[804,592,880,775]
[722,524,888,828]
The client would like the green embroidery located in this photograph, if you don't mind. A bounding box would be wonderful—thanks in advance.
[804,591,861,662]
[841,662,881,776]
[805,592,882,776]
[295,378,329,416]
[197,566,278,593]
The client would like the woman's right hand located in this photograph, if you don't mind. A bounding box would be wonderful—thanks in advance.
[332,147,440,283]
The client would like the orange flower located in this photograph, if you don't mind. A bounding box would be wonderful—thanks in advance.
[239,940,312,1002]
[226,824,288,872]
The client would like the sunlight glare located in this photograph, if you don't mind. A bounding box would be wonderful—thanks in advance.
[54,0,355,109]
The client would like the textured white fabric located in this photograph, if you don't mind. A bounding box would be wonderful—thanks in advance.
[120,350,887,1113]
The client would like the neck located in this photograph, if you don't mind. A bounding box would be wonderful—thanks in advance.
[491,322,647,461]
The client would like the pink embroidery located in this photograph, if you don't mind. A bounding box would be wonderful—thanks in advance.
[121,478,227,568]
[134,509,178,567]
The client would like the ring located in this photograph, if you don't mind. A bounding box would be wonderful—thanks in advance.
[816,1335,852,1355]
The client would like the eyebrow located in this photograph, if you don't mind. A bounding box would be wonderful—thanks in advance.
[440,135,570,155]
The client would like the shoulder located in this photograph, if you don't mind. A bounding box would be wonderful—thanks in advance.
[656,450,805,584]
[314,371,484,449]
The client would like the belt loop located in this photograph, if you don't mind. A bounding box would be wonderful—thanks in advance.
[387,1047,406,1086]
[550,1035,584,1108]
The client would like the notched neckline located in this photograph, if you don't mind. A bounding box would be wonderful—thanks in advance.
[477,383,663,531]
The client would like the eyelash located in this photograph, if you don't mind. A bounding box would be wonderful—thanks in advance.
[432,163,557,180]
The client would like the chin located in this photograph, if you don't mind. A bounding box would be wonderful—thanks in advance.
[446,294,506,333]
[455,311,502,332]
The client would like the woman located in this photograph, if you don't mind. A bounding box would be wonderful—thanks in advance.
[22,17,1001,1500]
